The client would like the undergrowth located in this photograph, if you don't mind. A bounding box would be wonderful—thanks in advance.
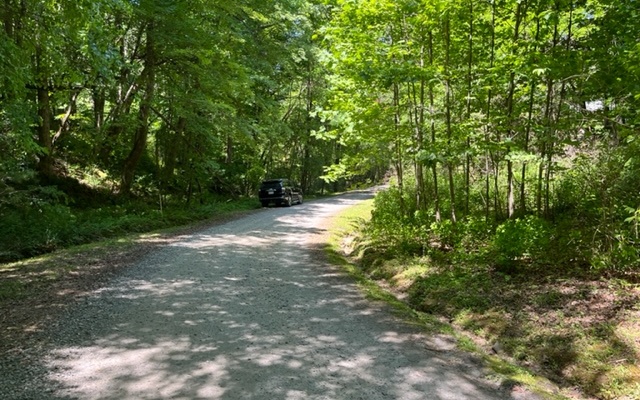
[347,184,640,400]
[0,186,258,263]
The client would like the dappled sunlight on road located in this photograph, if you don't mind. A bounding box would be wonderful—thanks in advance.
[40,191,520,400]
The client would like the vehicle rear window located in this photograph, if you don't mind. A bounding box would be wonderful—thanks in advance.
[261,181,282,189]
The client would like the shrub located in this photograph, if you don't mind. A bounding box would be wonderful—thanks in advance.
[0,202,76,260]
[492,215,551,271]
[367,186,423,254]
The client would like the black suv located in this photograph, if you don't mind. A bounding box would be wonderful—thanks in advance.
[259,179,303,207]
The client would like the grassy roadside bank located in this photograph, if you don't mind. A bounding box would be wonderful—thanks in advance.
[325,199,640,400]
[0,196,260,263]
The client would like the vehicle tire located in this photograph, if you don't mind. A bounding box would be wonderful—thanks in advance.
[261,201,269,207]
[298,195,303,205]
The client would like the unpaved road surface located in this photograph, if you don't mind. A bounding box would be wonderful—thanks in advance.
[2,190,537,399]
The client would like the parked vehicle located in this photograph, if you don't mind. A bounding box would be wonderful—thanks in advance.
[258,179,303,207]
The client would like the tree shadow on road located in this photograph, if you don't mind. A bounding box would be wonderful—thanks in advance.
[13,193,532,399]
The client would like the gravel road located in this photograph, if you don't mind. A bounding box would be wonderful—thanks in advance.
[2,190,539,399]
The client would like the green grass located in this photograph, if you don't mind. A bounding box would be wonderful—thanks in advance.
[0,279,26,301]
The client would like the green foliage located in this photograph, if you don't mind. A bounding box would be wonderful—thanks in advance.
[367,186,424,255]
[553,144,640,273]
[492,216,551,271]
[429,219,459,248]
[0,0,338,206]
[0,185,75,260]
[0,194,257,263]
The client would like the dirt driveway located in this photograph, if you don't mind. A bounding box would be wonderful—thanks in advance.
[3,190,537,399]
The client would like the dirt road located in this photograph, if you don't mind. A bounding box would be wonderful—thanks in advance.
[4,190,536,399]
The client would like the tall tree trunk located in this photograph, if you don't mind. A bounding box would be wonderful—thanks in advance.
[417,38,427,213]
[520,13,541,214]
[485,0,496,222]
[538,1,561,216]
[409,85,424,211]
[409,76,426,213]
[464,0,474,218]
[428,31,441,223]
[393,82,405,214]
[4,0,26,44]
[162,116,186,187]
[93,89,105,138]
[444,14,456,224]
[505,0,524,218]
[301,61,314,193]
[120,26,156,195]
[36,86,54,178]
[3,0,13,37]
[35,45,54,178]
[410,51,427,213]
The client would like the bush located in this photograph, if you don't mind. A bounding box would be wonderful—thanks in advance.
[492,215,551,271]
[0,202,76,260]
[367,186,424,255]
[0,193,258,263]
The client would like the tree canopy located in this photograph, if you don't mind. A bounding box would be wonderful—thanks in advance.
[1,1,640,396]
[1,0,638,265]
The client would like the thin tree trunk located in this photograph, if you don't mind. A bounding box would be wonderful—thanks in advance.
[428,31,441,223]
[418,39,427,213]
[52,89,80,147]
[464,0,474,218]
[162,116,186,185]
[485,0,496,222]
[520,14,541,214]
[120,26,156,195]
[444,14,456,224]
[539,1,561,216]
[521,82,536,213]
[412,87,424,210]
[393,82,405,214]
[35,45,54,178]
[3,0,13,37]
[301,61,314,193]
[94,89,105,137]
[505,1,524,218]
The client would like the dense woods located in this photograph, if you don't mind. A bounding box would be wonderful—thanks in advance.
[0,0,354,260]
[1,0,639,396]
[2,0,637,264]
[317,1,640,397]
[320,0,639,272]
[3,0,348,193]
